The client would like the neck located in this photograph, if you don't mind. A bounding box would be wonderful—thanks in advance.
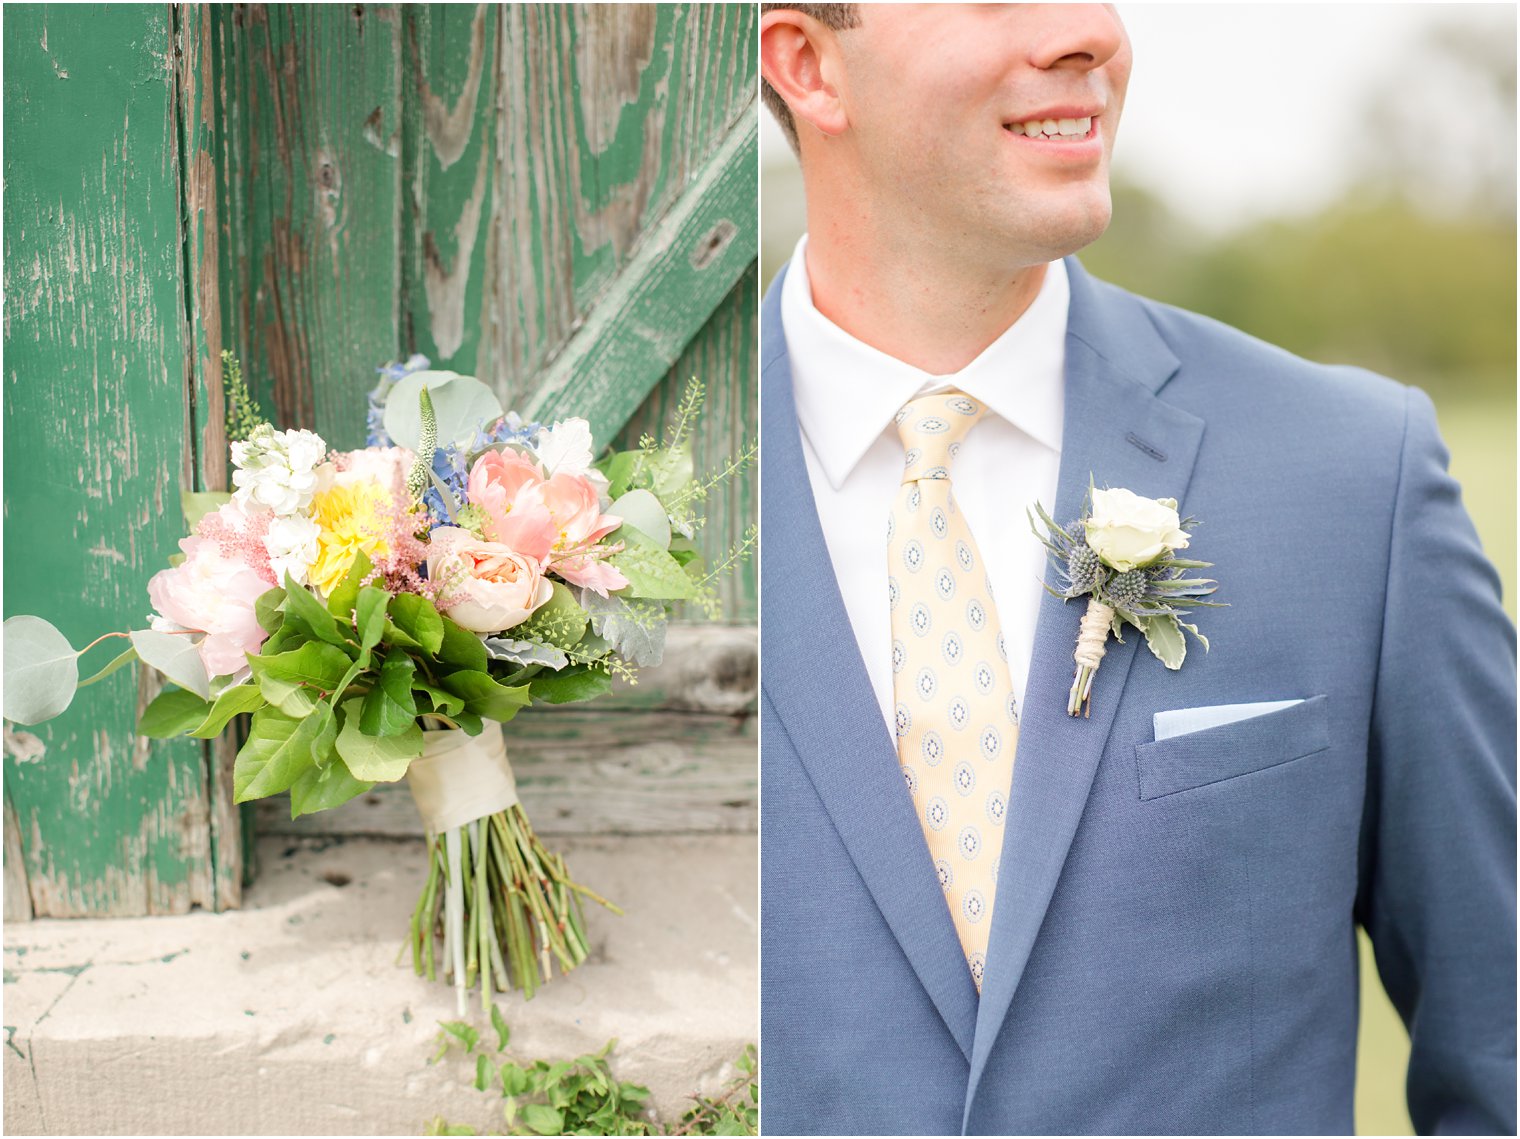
[803,216,1050,375]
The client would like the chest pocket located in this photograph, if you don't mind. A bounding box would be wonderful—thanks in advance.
[1133,694,1330,801]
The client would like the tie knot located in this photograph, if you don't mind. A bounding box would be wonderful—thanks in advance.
[894,390,986,482]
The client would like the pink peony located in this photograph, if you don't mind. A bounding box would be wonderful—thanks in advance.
[427,525,553,633]
[468,450,556,562]
[147,535,271,677]
[540,472,628,596]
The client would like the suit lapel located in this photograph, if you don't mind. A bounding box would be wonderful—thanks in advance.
[963,259,1206,1118]
[760,265,980,1061]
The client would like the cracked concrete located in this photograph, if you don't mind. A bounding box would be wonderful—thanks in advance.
[3,834,756,1135]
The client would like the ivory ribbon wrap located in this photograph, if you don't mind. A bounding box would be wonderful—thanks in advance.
[1074,600,1115,669]
[407,723,519,833]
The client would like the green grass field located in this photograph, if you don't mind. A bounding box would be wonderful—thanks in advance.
[1353,392,1514,1136]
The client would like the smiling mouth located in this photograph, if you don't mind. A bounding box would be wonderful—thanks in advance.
[1002,117,1095,141]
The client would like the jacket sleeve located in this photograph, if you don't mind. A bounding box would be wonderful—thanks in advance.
[1356,385,1517,1135]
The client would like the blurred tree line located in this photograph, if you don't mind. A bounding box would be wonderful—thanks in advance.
[1082,17,1516,407]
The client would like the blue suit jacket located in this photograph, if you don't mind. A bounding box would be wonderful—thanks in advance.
[759,258,1516,1135]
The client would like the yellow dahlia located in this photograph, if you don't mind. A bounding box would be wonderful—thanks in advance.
[308,480,393,596]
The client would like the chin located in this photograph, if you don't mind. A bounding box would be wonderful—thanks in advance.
[998,184,1113,263]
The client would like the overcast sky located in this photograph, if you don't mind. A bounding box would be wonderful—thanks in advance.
[760,3,1517,233]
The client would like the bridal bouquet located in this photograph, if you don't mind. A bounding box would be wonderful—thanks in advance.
[4,353,749,1013]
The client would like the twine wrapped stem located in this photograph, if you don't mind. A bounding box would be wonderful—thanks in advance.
[1068,599,1115,717]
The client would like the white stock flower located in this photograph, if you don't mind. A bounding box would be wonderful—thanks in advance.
[532,417,595,478]
[264,514,322,587]
[231,425,328,516]
[1084,487,1190,572]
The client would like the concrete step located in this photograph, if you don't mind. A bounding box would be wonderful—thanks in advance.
[4,834,757,1136]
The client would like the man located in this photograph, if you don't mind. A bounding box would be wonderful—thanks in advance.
[758,5,1516,1135]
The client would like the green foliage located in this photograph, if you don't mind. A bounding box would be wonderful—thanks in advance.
[528,667,614,706]
[609,527,697,601]
[138,686,213,738]
[513,583,590,650]
[439,670,531,722]
[424,1015,758,1137]
[1082,180,1516,404]
[222,350,266,444]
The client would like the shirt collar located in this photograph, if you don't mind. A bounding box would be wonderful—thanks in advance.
[782,235,1068,490]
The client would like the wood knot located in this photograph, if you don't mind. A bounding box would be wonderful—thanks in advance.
[690,219,737,270]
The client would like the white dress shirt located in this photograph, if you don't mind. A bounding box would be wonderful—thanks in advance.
[781,235,1068,741]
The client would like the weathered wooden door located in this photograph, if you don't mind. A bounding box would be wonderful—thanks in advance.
[3,3,757,917]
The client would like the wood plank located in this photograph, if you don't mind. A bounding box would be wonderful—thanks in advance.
[615,264,758,620]
[523,110,758,448]
[215,3,404,450]
[4,790,33,922]
[399,3,497,375]
[485,6,757,413]
[2,4,215,916]
[175,2,242,912]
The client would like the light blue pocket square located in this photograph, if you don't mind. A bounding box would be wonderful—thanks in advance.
[1153,699,1305,741]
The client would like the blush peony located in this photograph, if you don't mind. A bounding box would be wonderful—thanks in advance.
[147,535,271,677]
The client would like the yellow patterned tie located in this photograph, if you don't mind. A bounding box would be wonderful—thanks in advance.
[888,390,1019,993]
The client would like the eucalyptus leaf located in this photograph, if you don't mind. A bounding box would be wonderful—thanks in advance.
[608,525,694,600]
[129,629,211,699]
[76,645,138,691]
[382,370,503,451]
[516,582,588,650]
[608,489,670,548]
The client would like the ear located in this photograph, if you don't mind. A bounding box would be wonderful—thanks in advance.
[760,9,850,140]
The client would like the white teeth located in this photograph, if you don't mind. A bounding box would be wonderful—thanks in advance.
[1015,115,1094,139]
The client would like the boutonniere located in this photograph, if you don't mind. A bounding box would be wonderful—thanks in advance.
[1031,485,1222,716]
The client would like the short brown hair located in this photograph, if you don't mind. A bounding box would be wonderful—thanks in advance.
[761,4,861,154]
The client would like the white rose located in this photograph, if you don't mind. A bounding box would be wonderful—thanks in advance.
[1083,487,1189,572]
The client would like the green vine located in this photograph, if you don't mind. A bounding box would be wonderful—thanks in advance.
[423,1013,757,1137]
